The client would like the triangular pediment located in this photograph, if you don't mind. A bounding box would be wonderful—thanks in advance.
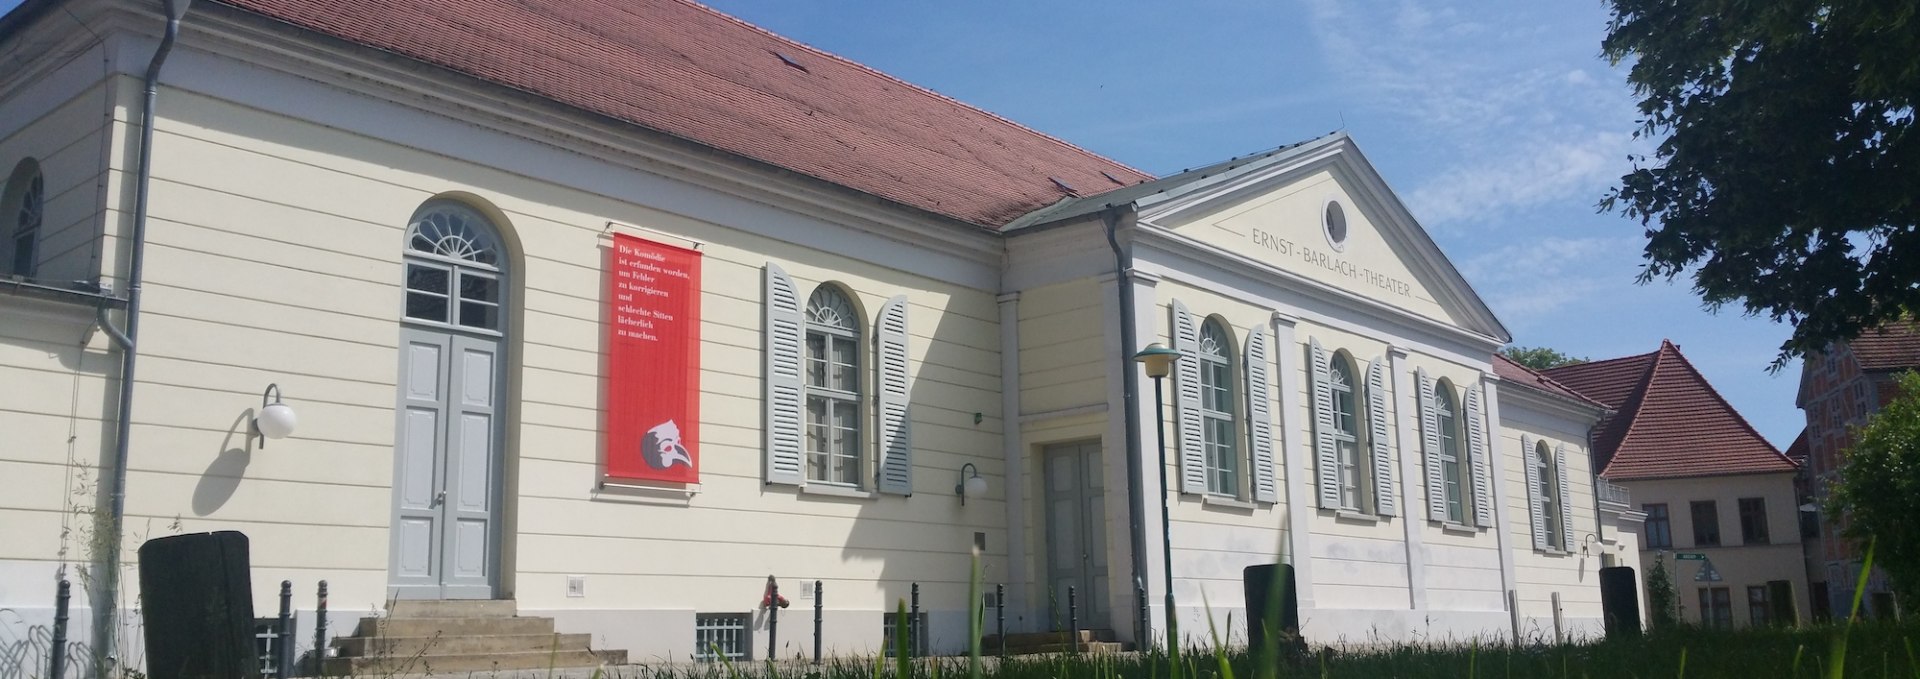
[1126,134,1509,342]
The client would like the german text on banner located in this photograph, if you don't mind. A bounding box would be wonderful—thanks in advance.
[605,233,702,483]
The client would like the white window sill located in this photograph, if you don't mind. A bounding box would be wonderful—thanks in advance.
[1202,495,1257,511]
[1333,509,1380,524]
[1435,522,1481,536]
[1536,547,1571,557]
[800,483,876,500]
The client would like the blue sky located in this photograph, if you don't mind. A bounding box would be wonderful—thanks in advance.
[0,0,1805,446]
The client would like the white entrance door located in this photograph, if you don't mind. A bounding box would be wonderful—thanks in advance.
[1043,441,1111,630]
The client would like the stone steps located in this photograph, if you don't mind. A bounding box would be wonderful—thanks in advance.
[981,629,1128,656]
[330,600,625,675]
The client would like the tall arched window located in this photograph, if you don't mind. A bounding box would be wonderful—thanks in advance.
[805,285,862,486]
[1330,354,1370,511]
[1536,440,1562,549]
[1198,318,1237,495]
[2,160,42,277]
[1434,382,1469,524]
[403,201,504,331]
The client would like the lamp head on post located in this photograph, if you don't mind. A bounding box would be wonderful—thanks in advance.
[956,462,988,506]
[254,383,298,448]
[1133,342,1181,379]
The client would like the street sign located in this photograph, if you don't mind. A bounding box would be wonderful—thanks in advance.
[1695,560,1723,582]
[1675,553,1707,561]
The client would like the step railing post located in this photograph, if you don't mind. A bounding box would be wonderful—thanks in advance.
[312,580,328,675]
[812,580,823,665]
[49,578,70,679]
[1068,585,1079,654]
[909,583,920,658]
[995,583,1005,658]
[276,580,295,679]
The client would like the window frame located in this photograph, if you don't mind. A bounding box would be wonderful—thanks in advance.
[2,160,44,278]
[1197,318,1239,497]
[1747,585,1772,627]
[1434,381,1469,525]
[1691,500,1721,547]
[1643,503,1672,549]
[1699,586,1733,628]
[693,612,751,662]
[1535,440,1562,550]
[401,201,507,336]
[1738,497,1770,545]
[803,284,865,488]
[1329,352,1370,512]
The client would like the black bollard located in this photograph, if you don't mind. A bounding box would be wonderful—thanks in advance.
[812,580,823,665]
[313,580,329,675]
[767,580,780,661]
[1068,585,1079,653]
[1136,578,1150,652]
[276,580,294,679]
[909,583,920,658]
[995,583,1006,658]
[49,578,70,679]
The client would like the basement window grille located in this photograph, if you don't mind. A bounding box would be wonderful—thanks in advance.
[694,613,751,662]
[882,611,929,657]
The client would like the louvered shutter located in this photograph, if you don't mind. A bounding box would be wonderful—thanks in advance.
[1366,357,1396,516]
[875,296,912,495]
[1308,339,1340,509]
[762,264,805,486]
[1464,386,1494,528]
[1245,327,1278,504]
[1556,442,1575,551]
[1417,369,1447,523]
[1171,300,1206,494]
[1523,434,1546,550]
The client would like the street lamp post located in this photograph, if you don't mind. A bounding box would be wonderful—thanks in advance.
[1133,342,1182,670]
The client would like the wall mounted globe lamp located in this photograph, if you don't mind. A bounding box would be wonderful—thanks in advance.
[955,462,988,506]
[254,383,298,447]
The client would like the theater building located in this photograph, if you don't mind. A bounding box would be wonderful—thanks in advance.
[0,0,1641,669]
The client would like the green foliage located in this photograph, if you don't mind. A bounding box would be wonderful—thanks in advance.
[1501,346,1587,371]
[1646,553,1680,629]
[1828,371,1920,609]
[1599,0,1920,366]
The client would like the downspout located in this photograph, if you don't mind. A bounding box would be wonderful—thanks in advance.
[96,0,191,673]
[1103,208,1151,647]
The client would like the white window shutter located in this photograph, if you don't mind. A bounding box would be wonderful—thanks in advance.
[1523,434,1546,550]
[1171,300,1207,495]
[762,263,805,486]
[1464,386,1494,528]
[1366,357,1395,517]
[1245,327,1277,504]
[1417,369,1446,523]
[875,295,912,495]
[1556,442,1575,551]
[1308,339,1340,509]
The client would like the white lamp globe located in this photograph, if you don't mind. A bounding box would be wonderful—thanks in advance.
[963,474,988,498]
[257,402,298,440]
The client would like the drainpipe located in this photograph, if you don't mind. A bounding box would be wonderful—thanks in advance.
[1102,208,1151,647]
[96,0,191,673]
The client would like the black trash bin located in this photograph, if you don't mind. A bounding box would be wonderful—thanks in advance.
[139,531,259,679]
[1600,565,1642,638]
[1243,563,1300,648]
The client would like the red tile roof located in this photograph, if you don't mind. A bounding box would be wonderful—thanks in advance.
[1784,428,1809,465]
[1543,340,1797,481]
[209,0,1152,228]
[1847,321,1920,372]
[1492,354,1609,411]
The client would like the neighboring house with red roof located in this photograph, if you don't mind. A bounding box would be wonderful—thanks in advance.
[1796,322,1920,619]
[1545,341,1807,629]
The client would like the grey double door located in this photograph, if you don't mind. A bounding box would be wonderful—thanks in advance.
[1043,441,1111,630]
[389,327,505,600]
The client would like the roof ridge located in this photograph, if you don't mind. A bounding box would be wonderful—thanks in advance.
[1547,349,1659,375]
[678,0,1155,183]
[1654,342,1797,467]
[1596,347,1663,476]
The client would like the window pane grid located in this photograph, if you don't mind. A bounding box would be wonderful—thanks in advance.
[1537,446,1560,548]
[1329,358,1366,511]
[1436,387,1465,524]
[1197,321,1236,497]
[804,287,863,488]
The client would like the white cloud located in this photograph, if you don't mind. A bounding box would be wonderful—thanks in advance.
[1460,236,1644,317]
[1406,130,1632,226]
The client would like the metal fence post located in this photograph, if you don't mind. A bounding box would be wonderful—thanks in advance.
[909,583,920,658]
[995,583,1006,658]
[277,580,295,679]
[767,580,780,661]
[313,580,328,675]
[49,578,70,679]
[812,580,823,665]
[1068,585,1079,653]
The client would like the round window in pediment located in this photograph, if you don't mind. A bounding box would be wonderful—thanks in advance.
[1324,200,1349,251]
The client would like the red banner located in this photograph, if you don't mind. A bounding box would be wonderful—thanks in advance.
[605,233,702,484]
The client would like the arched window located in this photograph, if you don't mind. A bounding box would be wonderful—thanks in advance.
[403,201,504,331]
[1198,318,1238,495]
[805,285,862,486]
[2,160,42,277]
[1330,354,1370,511]
[1536,440,1562,549]
[1434,382,1469,524]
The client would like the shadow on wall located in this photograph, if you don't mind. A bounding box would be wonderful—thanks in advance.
[192,409,257,517]
[0,610,94,679]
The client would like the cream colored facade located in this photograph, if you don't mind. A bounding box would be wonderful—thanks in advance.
[1627,474,1809,628]
[0,1,1641,671]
